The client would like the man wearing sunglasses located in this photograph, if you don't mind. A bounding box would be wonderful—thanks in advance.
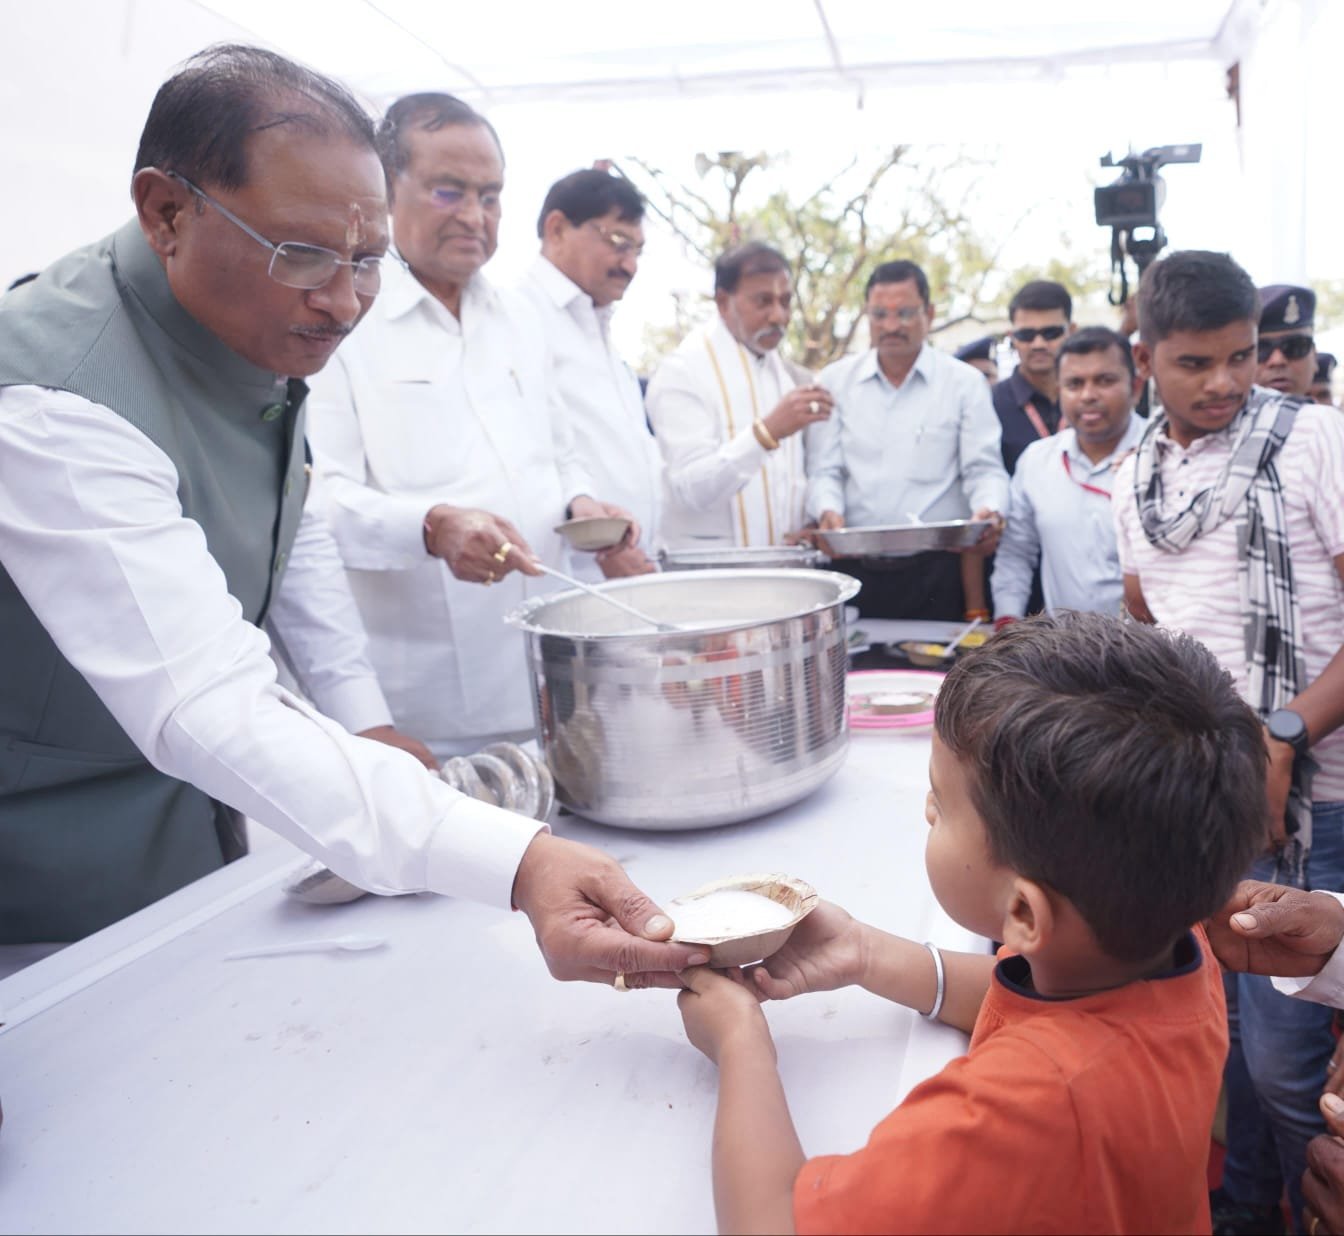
[1258,284,1319,399]
[0,49,703,993]
[992,280,1076,475]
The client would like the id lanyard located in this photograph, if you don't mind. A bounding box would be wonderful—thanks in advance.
[1060,452,1113,498]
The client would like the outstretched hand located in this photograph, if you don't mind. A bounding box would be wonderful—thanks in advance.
[677,964,774,1066]
[1206,880,1344,978]
[746,901,866,1001]
[511,833,708,988]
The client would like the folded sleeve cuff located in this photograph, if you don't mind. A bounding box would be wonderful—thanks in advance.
[309,674,395,736]
[424,797,547,908]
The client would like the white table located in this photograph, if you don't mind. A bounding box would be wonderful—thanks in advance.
[0,728,977,1235]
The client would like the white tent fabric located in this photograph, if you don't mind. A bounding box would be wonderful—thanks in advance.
[1,0,1336,319]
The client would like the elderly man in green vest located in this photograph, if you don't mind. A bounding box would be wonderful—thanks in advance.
[0,44,704,988]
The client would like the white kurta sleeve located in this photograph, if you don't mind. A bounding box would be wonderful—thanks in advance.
[0,386,542,906]
[645,351,768,511]
[264,486,395,735]
[304,355,432,571]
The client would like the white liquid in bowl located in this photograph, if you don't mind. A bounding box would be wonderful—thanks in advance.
[671,888,795,940]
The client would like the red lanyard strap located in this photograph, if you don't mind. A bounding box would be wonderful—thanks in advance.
[1061,452,1112,498]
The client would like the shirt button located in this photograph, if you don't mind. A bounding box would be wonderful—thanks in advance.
[260,403,285,422]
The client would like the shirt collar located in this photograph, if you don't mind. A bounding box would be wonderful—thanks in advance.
[1058,411,1146,470]
[529,255,587,310]
[111,219,282,392]
[380,254,498,323]
[858,342,932,388]
[1008,365,1052,409]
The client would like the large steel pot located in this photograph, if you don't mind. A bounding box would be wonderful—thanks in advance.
[505,570,860,830]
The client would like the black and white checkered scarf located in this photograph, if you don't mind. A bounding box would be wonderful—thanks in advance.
[1133,388,1314,880]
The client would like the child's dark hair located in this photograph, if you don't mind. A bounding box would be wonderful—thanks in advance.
[934,612,1265,963]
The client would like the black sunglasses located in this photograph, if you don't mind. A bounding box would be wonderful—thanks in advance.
[1011,325,1068,343]
[1257,334,1314,363]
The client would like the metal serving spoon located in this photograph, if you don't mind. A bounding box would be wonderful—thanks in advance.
[530,560,679,633]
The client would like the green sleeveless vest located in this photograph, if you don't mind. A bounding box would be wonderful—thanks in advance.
[0,221,309,942]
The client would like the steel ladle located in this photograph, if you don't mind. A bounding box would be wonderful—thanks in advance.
[529,560,679,632]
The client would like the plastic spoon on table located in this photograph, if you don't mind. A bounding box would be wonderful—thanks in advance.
[224,934,387,961]
[940,616,984,660]
[529,560,679,633]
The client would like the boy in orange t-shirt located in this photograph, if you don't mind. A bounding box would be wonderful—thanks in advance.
[677,612,1267,1235]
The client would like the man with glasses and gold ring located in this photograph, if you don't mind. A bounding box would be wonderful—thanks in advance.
[0,49,707,994]
[1258,284,1320,399]
[306,93,629,760]
[991,280,1076,475]
[520,168,660,581]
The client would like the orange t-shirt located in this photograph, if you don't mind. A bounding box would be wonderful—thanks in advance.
[793,927,1226,1235]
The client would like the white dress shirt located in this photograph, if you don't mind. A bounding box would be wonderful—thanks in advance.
[0,383,542,906]
[806,344,1009,526]
[645,318,807,548]
[991,413,1145,618]
[306,261,580,757]
[518,256,661,579]
[1273,890,1344,1006]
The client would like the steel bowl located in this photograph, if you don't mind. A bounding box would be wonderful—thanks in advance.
[505,569,860,830]
[819,520,990,557]
[659,545,823,571]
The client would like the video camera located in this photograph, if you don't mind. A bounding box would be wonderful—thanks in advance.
[1095,143,1202,303]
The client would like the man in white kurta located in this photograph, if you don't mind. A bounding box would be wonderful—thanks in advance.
[519,169,661,581]
[306,97,621,759]
[645,242,833,548]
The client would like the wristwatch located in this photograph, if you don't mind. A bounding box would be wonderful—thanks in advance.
[1266,708,1311,758]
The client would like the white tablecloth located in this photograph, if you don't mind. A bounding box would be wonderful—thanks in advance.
[0,728,978,1235]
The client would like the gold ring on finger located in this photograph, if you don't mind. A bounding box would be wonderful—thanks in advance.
[493,541,514,564]
[809,400,820,415]
[1309,1214,1320,1236]
[613,972,629,992]
[485,570,495,585]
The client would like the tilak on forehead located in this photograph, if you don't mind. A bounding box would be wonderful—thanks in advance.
[346,203,366,250]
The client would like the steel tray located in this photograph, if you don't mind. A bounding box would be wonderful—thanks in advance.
[818,520,991,557]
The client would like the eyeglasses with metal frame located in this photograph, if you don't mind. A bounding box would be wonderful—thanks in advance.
[165,170,384,296]
[586,220,644,258]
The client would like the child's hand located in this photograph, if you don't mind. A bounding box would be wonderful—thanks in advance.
[747,900,866,1000]
[677,966,774,1066]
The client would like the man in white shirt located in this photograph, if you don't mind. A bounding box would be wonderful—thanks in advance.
[307,95,630,757]
[991,326,1144,622]
[519,169,660,579]
[806,259,1009,620]
[645,242,832,549]
[0,49,702,986]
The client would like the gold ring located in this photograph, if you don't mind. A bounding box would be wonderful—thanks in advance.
[613,972,629,992]
[1309,1214,1320,1236]
[493,541,513,564]
[809,400,820,415]
[485,571,495,585]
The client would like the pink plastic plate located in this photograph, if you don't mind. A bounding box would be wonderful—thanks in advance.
[847,669,944,730]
